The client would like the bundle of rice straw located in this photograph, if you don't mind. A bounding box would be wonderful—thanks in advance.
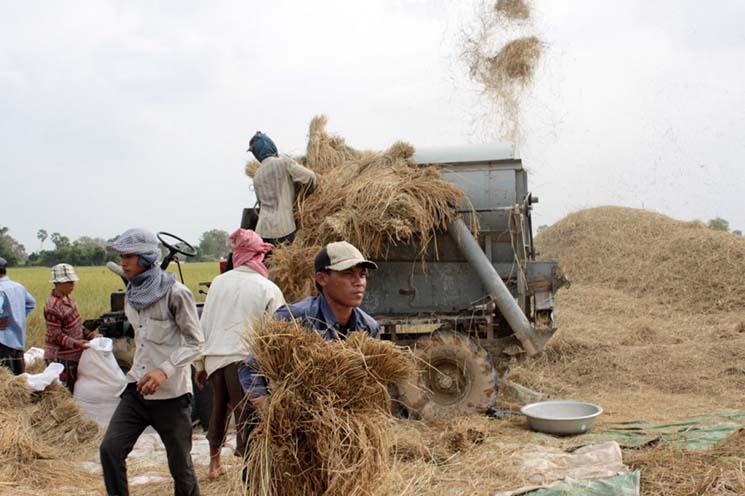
[0,368,100,490]
[466,36,542,100]
[495,0,531,20]
[244,320,414,496]
[248,115,464,301]
[461,0,542,142]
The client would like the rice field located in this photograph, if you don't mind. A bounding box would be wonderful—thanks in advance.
[7,262,220,349]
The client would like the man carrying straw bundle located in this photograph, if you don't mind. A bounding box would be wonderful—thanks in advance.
[195,228,285,480]
[43,263,96,392]
[0,256,36,375]
[247,131,316,246]
[238,241,381,468]
[100,228,204,496]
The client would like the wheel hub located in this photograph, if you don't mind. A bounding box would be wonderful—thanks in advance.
[427,359,468,404]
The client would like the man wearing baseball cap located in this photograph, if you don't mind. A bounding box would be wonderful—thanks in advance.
[236,241,380,481]
[239,241,380,409]
[0,256,36,375]
[43,264,95,392]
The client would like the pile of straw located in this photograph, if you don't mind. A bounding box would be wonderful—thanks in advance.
[504,206,745,419]
[248,116,464,301]
[244,320,414,496]
[0,368,100,490]
[537,206,745,313]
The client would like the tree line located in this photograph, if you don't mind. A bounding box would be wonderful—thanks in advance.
[0,227,232,267]
[1,218,741,268]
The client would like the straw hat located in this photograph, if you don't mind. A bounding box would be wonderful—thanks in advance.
[50,263,79,283]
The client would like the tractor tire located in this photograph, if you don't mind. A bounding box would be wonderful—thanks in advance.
[398,331,498,420]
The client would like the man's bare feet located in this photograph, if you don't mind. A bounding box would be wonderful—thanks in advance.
[208,463,229,480]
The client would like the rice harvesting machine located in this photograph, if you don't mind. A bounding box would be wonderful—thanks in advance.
[362,144,568,420]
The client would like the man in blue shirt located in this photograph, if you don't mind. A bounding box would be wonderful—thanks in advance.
[0,257,37,374]
[238,241,380,437]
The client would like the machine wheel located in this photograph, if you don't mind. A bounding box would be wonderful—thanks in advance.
[398,331,498,420]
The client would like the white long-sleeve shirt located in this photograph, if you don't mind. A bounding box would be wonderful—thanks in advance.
[252,154,316,239]
[124,281,204,399]
[196,266,285,377]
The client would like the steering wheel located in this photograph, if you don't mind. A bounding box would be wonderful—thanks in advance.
[157,232,198,257]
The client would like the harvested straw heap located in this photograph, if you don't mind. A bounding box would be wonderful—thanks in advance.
[0,367,99,491]
[508,205,745,411]
[536,206,745,313]
[247,115,464,302]
[243,320,414,496]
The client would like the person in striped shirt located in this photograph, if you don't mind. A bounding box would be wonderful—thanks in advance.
[43,263,95,392]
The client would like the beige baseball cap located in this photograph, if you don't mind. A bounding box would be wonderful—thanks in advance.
[50,263,79,283]
[314,241,378,272]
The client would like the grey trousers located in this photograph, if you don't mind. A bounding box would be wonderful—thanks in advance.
[100,383,200,496]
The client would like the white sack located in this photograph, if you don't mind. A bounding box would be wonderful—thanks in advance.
[74,337,128,424]
[23,346,45,368]
[21,362,64,391]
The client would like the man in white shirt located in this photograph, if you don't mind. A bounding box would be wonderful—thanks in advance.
[248,131,316,245]
[195,228,285,479]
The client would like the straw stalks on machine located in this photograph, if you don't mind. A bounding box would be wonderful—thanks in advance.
[267,244,320,303]
[243,320,415,496]
[248,115,464,300]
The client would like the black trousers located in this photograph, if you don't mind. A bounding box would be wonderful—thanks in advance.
[0,342,25,375]
[100,383,200,496]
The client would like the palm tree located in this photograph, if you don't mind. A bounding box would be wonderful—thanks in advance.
[37,229,48,251]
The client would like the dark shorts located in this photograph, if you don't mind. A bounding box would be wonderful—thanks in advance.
[0,342,25,375]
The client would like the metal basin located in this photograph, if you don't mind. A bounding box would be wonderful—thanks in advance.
[520,400,603,435]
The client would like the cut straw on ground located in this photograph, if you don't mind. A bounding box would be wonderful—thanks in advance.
[0,368,101,493]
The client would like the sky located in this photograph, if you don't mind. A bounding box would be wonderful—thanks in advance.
[2,0,744,253]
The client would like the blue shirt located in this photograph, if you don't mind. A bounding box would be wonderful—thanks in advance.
[0,276,37,351]
[239,293,381,398]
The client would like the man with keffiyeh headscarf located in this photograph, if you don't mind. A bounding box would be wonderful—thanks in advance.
[194,228,285,480]
[248,131,316,246]
[100,228,204,496]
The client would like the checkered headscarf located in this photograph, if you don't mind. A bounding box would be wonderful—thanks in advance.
[107,228,175,310]
[107,228,161,264]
